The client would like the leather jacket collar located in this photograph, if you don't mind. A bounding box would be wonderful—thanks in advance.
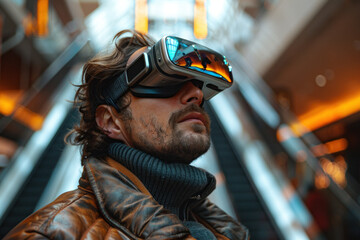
[81,157,194,239]
[79,157,249,240]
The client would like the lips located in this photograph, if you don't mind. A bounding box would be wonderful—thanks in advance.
[178,112,206,125]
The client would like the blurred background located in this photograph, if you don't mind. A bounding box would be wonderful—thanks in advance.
[0,0,359,239]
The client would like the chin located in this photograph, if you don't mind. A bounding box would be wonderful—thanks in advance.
[179,134,211,162]
[191,122,209,134]
[137,124,211,164]
[156,130,210,164]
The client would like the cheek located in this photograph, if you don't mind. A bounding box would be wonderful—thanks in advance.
[131,100,176,128]
[130,108,173,140]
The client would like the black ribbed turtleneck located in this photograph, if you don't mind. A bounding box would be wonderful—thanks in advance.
[108,142,216,220]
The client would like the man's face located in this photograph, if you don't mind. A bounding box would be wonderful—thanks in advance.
[122,81,211,164]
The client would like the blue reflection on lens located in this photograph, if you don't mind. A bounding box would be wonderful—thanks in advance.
[223,58,232,73]
[166,37,179,60]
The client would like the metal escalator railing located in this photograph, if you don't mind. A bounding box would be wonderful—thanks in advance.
[209,45,360,239]
[208,92,319,240]
[0,79,77,223]
[0,108,80,238]
[206,103,280,240]
[200,45,325,239]
[0,31,91,237]
[0,32,89,135]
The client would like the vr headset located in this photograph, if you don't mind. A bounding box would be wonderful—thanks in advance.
[102,36,233,112]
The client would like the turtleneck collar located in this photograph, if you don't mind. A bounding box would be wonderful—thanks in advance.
[108,142,216,219]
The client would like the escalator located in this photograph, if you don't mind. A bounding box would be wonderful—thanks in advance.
[0,31,92,238]
[0,108,79,237]
[206,103,280,240]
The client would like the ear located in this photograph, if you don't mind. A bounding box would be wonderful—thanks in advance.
[95,105,129,143]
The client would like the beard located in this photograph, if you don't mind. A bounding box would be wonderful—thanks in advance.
[129,104,211,164]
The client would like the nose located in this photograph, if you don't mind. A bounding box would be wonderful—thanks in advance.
[178,81,204,106]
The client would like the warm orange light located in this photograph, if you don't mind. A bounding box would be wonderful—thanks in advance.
[325,138,348,153]
[37,0,49,36]
[312,138,348,157]
[0,91,23,116]
[289,122,309,136]
[298,94,360,131]
[194,0,207,39]
[0,91,44,130]
[0,94,17,116]
[320,157,347,188]
[335,155,347,170]
[315,170,329,189]
[13,106,44,131]
[23,13,35,36]
[135,0,148,34]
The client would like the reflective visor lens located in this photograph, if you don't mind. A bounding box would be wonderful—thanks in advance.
[165,36,233,83]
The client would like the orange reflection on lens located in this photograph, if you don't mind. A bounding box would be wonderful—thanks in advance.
[175,52,232,83]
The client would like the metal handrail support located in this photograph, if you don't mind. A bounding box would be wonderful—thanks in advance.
[1,27,25,54]
[0,79,76,222]
[0,32,90,223]
[0,31,89,134]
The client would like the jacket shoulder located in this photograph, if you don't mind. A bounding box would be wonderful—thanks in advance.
[192,199,250,240]
[4,189,102,239]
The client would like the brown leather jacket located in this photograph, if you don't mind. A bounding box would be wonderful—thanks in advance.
[4,157,249,239]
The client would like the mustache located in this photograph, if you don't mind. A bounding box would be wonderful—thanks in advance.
[169,104,210,129]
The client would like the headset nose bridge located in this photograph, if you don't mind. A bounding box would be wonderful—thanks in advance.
[179,81,204,106]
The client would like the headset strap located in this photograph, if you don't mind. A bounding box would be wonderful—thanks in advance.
[103,73,128,112]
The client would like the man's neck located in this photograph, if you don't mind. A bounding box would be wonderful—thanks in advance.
[108,142,216,220]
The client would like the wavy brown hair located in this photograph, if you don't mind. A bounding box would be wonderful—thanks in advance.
[67,30,155,163]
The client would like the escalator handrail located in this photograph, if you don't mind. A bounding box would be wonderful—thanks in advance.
[0,31,89,134]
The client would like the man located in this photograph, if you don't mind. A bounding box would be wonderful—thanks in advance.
[5,30,249,239]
